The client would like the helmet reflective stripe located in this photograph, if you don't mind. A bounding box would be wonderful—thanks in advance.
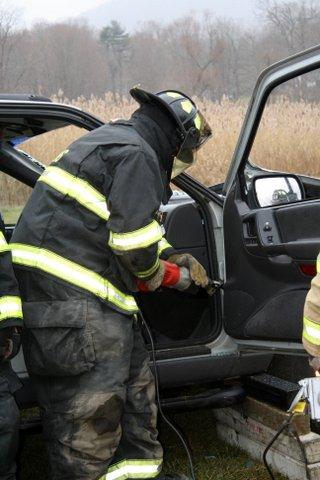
[108,220,163,252]
[181,100,194,114]
[9,243,138,313]
[194,114,202,130]
[303,316,320,345]
[101,459,162,480]
[0,296,23,322]
[38,166,110,221]
[166,92,183,99]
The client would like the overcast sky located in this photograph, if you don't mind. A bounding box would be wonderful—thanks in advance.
[9,0,107,25]
[7,0,268,29]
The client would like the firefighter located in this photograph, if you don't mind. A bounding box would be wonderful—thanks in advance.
[0,213,23,480]
[10,88,212,480]
[303,257,320,373]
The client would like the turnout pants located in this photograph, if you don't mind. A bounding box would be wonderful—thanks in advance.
[22,296,163,480]
[0,362,20,480]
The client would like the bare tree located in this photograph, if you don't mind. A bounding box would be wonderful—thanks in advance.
[28,22,107,99]
[0,1,29,92]
[1,0,320,102]
[256,0,320,99]
[256,0,320,53]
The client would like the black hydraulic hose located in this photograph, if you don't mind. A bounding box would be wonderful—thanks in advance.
[263,412,311,480]
[263,413,295,480]
[140,312,196,480]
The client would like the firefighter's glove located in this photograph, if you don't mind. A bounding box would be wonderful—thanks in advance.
[137,261,192,292]
[309,356,320,374]
[0,327,22,360]
[167,253,209,288]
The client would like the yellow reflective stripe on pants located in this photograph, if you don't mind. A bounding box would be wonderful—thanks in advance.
[0,231,8,250]
[0,296,23,322]
[9,243,138,313]
[38,166,110,221]
[136,258,160,279]
[109,221,163,252]
[303,316,320,346]
[157,238,172,256]
[101,459,162,480]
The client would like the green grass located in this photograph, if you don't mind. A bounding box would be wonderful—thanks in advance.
[19,409,287,480]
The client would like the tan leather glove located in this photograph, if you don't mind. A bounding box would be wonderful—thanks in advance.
[167,253,209,288]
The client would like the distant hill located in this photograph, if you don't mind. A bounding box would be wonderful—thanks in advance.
[79,0,257,31]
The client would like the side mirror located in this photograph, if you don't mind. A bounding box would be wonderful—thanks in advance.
[253,175,304,208]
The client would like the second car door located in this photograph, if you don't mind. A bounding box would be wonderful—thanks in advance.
[222,46,320,348]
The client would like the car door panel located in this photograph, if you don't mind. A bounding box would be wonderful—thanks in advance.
[223,182,315,341]
[243,202,320,259]
[164,202,209,270]
[222,46,320,345]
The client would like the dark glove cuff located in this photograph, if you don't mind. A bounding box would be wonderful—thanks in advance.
[160,248,178,261]
[0,318,23,330]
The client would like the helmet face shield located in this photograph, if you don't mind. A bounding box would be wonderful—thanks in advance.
[171,151,197,179]
[195,112,212,149]
[171,110,212,179]
[182,109,212,150]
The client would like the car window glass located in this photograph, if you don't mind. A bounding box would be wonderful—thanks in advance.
[0,124,87,225]
[251,69,320,178]
[18,124,87,164]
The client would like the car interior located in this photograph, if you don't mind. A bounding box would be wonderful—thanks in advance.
[138,198,220,352]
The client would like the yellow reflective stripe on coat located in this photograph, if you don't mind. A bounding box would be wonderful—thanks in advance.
[38,166,110,221]
[101,459,162,480]
[109,221,163,252]
[9,243,138,313]
[0,231,7,251]
[0,296,23,321]
[303,316,320,345]
[157,238,172,256]
[136,258,160,279]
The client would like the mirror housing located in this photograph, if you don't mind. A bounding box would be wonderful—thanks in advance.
[253,174,304,208]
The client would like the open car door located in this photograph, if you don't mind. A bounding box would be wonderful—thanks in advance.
[222,45,320,350]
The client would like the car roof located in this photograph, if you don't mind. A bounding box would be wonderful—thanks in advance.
[0,94,104,145]
[0,94,52,103]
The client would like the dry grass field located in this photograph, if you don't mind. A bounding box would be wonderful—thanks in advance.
[2,94,320,219]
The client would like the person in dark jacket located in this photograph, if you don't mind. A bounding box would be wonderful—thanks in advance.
[0,214,23,480]
[10,88,212,480]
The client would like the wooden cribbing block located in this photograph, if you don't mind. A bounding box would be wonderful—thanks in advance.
[212,397,320,480]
